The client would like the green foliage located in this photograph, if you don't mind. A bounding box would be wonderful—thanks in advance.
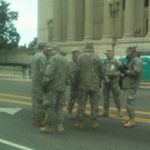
[28,37,37,48]
[0,0,20,50]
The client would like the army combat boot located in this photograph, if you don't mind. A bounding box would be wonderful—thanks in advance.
[123,118,136,128]
[40,124,53,133]
[121,118,129,125]
[57,123,65,134]
[92,119,100,129]
[74,120,84,129]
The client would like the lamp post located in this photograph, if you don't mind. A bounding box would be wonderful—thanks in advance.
[107,0,120,55]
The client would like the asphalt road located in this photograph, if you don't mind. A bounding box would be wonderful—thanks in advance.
[0,79,150,150]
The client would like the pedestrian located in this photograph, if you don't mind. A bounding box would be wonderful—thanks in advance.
[31,42,50,126]
[41,46,69,134]
[68,48,80,119]
[101,50,122,117]
[122,47,143,128]
[74,43,103,129]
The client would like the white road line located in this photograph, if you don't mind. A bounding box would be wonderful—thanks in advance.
[0,139,34,150]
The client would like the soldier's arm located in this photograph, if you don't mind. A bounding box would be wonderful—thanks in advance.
[126,60,143,76]
[98,58,105,79]
[39,56,47,74]
[43,57,57,84]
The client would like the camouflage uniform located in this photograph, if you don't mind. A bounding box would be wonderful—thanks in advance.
[102,58,121,115]
[32,51,48,121]
[122,54,143,119]
[42,52,69,125]
[76,49,103,123]
[68,57,79,113]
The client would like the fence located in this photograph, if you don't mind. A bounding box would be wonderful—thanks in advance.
[0,66,31,79]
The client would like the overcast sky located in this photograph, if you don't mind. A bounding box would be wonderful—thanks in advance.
[7,0,37,46]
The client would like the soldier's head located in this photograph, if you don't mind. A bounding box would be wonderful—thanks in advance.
[104,49,114,60]
[72,48,80,62]
[84,42,94,52]
[51,44,60,51]
[47,44,60,56]
[38,42,50,54]
[126,46,137,58]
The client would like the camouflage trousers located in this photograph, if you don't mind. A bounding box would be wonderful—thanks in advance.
[103,83,121,110]
[123,89,136,118]
[32,89,45,121]
[68,86,79,113]
[76,89,99,121]
[43,91,65,125]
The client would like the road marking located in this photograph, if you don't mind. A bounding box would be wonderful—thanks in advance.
[0,94,150,124]
[0,98,31,106]
[0,93,31,101]
[83,111,150,124]
[1,93,150,116]
[0,139,34,150]
[0,107,22,115]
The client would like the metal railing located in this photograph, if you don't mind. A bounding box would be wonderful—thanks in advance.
[0,66,32,80]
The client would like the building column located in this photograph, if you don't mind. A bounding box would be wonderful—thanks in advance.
[38,0,52,43]
[67,0,77,41]
[102,0,112,38]
[147,0,150,36]
[52,0,61,41]
[84,0,94,40]
[123,0,135,37]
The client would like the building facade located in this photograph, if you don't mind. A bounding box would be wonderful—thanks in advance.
[38,0,150,55]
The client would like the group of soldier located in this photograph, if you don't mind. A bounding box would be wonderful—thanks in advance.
[32,42,143,134]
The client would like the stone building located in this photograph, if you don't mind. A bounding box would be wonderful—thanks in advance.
[38,0,150,56]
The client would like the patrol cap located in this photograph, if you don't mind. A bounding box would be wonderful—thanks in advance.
[72,48,79,53]
[85,42,94,50]
[104,49,113,54]
[126,46,137,53]
[38,42,48,50]
[60,49,67,56]
[51,44,60,51]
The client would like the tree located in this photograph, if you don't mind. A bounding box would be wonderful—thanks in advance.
[0,0,20,50]
[28,37,37,48]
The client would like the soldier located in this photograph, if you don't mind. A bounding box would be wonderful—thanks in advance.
[41,47,69,134]
[122,47,143,128]
[32,42,50,126]
[74,43,103,129]
[101,50,122,117]
[68,48,80,118]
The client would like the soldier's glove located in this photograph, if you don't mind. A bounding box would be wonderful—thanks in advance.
[43,101,50,108]
[119,63,128,75]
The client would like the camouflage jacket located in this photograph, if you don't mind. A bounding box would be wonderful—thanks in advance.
[123,55,143,90]
[77,51,103,91]
[103,58,121,84]
[69,60,79,89]
[43,53,69,92]
[32,51,48,90]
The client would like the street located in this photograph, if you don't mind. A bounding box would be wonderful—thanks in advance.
[0,79,150,150]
